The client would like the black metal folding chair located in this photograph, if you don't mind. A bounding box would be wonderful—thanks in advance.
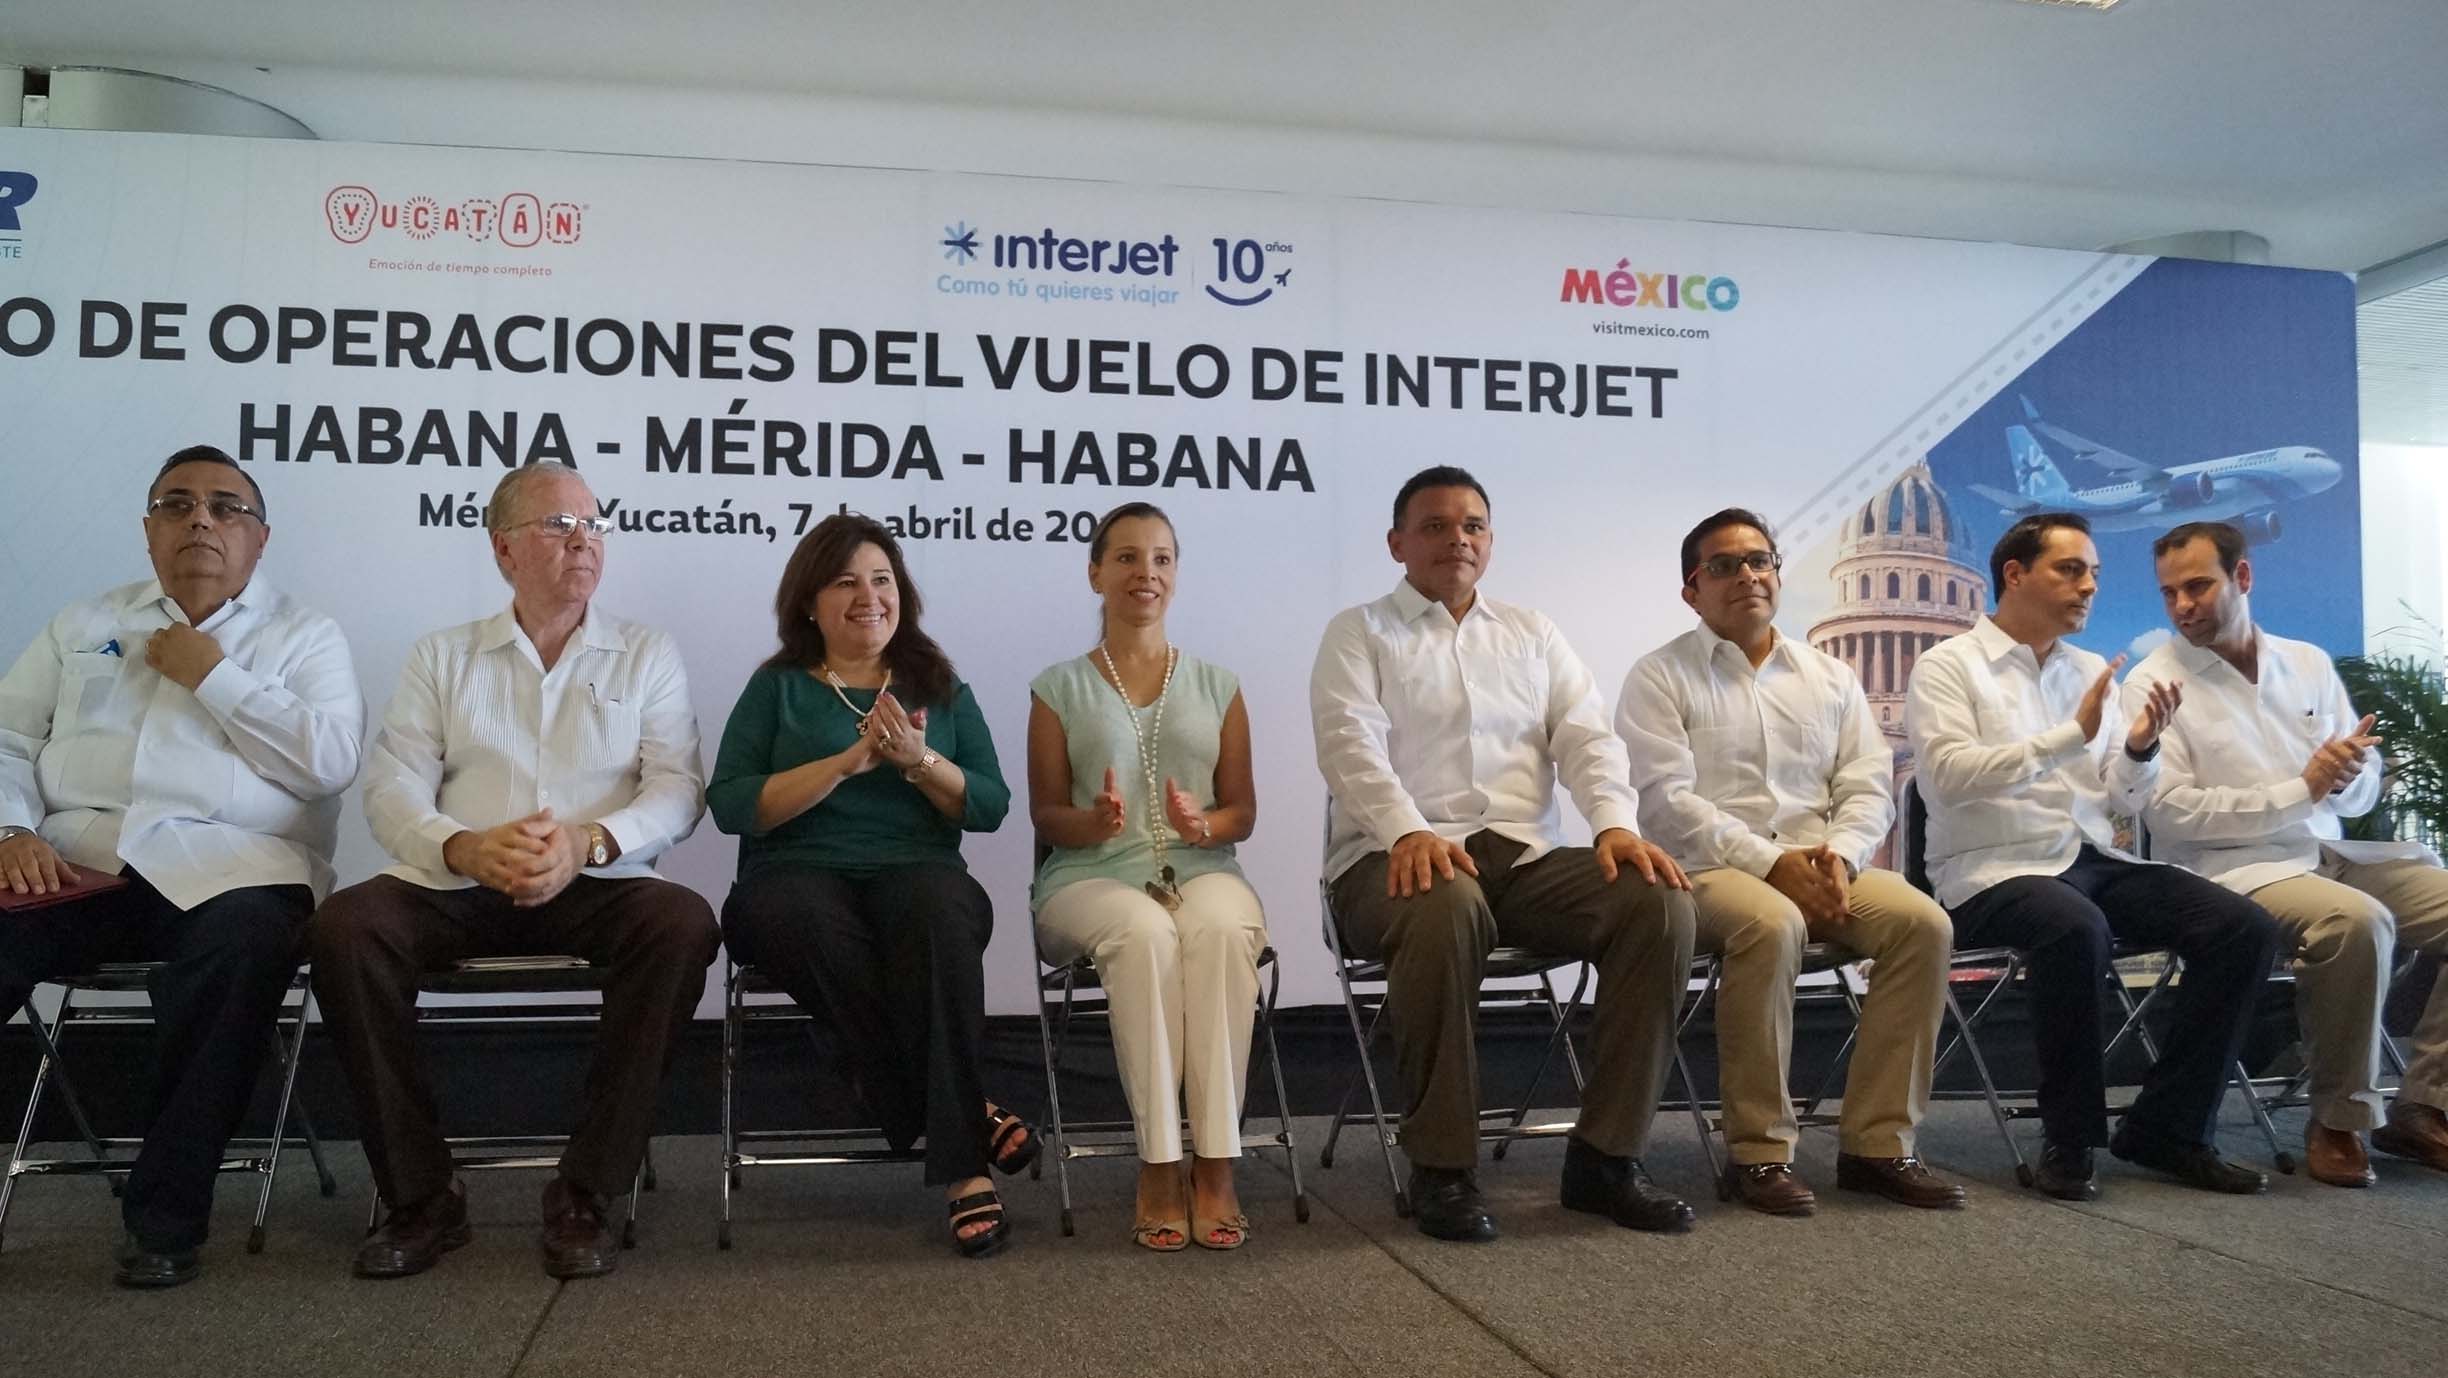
[1313,808,1595,1218]
[716,958,925,1250]
[367,957,650,1247]
[1673,943,1868,1193]
[1903,781,2286,1183]
[1033,923,1309,1236]
[4,963,334,1254]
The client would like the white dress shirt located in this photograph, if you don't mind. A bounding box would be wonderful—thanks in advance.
[1310,578,1640,882]
[1904,617,2159,908]
[1620,623,1894,877]
[362,604,705,890]
[2123,627,2423,892]
[0,578,364,908]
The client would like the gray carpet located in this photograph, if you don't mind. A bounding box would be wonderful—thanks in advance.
[2,1100,2443,1377]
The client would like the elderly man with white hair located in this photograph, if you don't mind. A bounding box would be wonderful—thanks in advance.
[309,461,717,1282]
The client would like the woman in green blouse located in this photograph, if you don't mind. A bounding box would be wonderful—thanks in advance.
[1028,503,1266,1252]
[709,512,1031,1258]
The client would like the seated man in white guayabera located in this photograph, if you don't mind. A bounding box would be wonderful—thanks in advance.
[0,445,362,1288]
[1310,465,1696,1244]
[2125,519,2448,1188]
[1621,507,1962,1217]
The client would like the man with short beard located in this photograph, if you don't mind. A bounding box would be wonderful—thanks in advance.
[1905,511,2279,1201]
[0,445,363,1287]
[2125,519,2448,1187]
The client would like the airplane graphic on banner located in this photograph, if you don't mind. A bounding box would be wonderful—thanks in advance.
[1968,396,2342,544]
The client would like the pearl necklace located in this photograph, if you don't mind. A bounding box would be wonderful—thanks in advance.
[1095,642,1182,911]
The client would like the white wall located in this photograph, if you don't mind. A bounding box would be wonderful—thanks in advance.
[2362,443,2448,660]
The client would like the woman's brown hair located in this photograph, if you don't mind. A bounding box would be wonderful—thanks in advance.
[765,513,958,706]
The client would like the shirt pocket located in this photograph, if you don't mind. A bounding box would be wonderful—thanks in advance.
[576,699,643,774]
[54,652,126,737]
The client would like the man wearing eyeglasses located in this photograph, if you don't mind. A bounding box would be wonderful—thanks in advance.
[307,460,717,1281]
[1620,509,1963,1215]
[0,445,364,1287]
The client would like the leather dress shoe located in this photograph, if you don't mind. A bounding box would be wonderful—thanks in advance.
[113,1232,200,1289]
[2371,1102,2448,1172]
[1835,1153,1968,1209]
[355,1179,472,1279]
[541,1175,619,1278]
[2303,1122,2376,1188]
[1723,1162,1816,1216]
[2031,1142,2099,1201]
[2109,1125,2267,1194]
[1406,1166,1497,1243]
[1560,1137,1695,1232]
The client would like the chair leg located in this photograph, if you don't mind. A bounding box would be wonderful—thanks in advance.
[1944,974,2032,1186]
[1255,960,1309,1224]
[1037,966,1077,1239]
[1675,959,1726,1190]
[1496,969,1580,1161]
[249,980,319,1253]
[622,1155,643,1249]
[2231,1058,2292,1172]
[718,962,740,1250]
[1800,978,1866,1120]
[1333,966,1407,1216]
[0,994,59,1249]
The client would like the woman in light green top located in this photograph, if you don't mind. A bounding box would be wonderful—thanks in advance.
[1027,502,1265,1252]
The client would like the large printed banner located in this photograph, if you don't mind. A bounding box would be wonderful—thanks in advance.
[0,130,2360,1011]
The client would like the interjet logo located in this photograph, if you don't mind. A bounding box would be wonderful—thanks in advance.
[0,171,37,233]
[324,185,584,248]
[939,217,1181,278]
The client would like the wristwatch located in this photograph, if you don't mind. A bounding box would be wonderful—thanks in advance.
[903,748,941,784]
[585,823,610,868]
[0,825,31,845]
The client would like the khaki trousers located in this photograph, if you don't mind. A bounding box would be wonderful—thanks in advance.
[1329,831,1695,1170]
[1690,867,1950,1164]
[2249,850,2448,1130]
[1035,872,1268,1162]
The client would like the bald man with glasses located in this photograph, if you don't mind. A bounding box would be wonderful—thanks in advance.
[0,445,364,1287]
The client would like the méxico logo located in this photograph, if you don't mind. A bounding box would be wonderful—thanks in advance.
[325,186,583,248]
[1560,259,1739,312]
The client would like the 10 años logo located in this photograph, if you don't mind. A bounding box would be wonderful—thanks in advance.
[1204,237,1295,307]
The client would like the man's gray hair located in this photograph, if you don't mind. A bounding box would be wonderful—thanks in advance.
[483,461,587,533]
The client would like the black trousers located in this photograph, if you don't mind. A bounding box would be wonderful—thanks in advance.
[1951,846,2281,1149]
[0,872,310,1252]
[306,875,719,1207]
[721,861,995,1185]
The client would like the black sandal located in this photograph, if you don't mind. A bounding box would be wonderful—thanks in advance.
[986,1103,1041,1176]
[947,1188,1010,1258]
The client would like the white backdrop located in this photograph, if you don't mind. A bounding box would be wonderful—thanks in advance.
[1,128,2174,1012]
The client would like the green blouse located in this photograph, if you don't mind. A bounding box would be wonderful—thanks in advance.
[708,663,1010,878]
[1029,651,1244,909]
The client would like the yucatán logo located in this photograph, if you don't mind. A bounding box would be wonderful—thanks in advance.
[1560,258,1739,313]
[325,186,583,247]
[0,171,37,233]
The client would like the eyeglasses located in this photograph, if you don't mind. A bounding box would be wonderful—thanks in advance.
[1687,550,1782,583]
[506,512,614,539]
[147,494,263,525]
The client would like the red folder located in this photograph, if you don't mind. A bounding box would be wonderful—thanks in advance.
[0,867,130,913]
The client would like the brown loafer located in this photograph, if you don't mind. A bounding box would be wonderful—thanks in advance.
[1724,1162,1816,1216]
[355,1179,472,1279]
[540,1176,618,1280]
[1835,1153,1968,1209]
[2371,1102,2448,1172]
[2303,1122,2376,1188]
